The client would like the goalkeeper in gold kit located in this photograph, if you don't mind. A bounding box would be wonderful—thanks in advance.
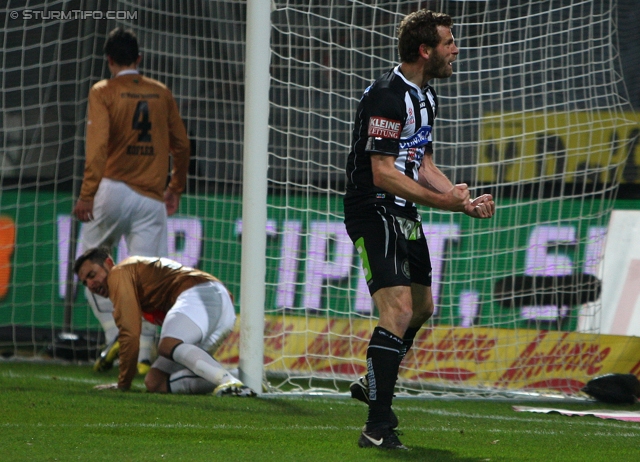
[74,247,256,396]
[73,27,191,374]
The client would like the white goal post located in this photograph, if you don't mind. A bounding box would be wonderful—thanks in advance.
[1,0,638,399]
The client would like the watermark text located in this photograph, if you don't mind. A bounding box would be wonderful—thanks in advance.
[10,10,138,20]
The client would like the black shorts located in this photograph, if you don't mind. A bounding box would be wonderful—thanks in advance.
[344,207,432,296]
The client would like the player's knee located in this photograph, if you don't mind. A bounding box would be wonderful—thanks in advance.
[414,299,434,324]
[398,304,415,323]
[423,300,435,320]
[157,337,183,359]
[144,368,168,393]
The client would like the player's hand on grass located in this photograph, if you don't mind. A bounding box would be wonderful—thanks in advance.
[94,382,119,390]
[464,194,495,219]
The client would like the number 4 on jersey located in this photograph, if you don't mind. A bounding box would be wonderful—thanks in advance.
[132,101,152,142]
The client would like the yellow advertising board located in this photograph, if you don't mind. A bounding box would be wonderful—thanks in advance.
[216,315,640,394]
[478,111,640,184]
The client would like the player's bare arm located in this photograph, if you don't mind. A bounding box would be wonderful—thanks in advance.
[417,152,459,193]
[418,152,495,219]
[371,153,469,212]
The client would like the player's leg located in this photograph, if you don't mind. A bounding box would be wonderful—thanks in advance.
[195,280,255,396]
[124,187,169,259]
[367,285,411,419]
[158,315,238,388]
[137,321,157,374]
[79,179,130,370]
[124,186,170,368]
[157,283,254,396]
[399,284,433,360]
[167,368,215,394]
[84,288,121,372]
[84,288,119,345]
[398,233,435,362]
[145,356,214,394]
[355,285,408,449]
[345,209,411,449]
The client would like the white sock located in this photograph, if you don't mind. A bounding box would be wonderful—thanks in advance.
[138,320,157,363]
[86,287,118,344]
[86,287,155,363]
[168,369,215,394]
[171,343,241,387]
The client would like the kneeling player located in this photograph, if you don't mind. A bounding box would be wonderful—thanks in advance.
[74,247,255,397]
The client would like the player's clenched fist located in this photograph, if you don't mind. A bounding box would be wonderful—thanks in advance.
[464,194,495,219]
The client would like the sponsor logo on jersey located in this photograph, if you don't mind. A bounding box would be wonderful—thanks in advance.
[407,147,423,163]
[368,116,402,139]
[402,259,410,279]
[399,125,432,149]
[406,108,415,126]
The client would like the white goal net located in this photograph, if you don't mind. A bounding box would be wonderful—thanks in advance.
[1,0,637,398]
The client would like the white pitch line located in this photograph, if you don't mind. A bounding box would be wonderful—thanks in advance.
[398,405,640,431]
[280,398,640,432]
[1,421,638,439]
[0,371,146,389]
[3,372,640,434]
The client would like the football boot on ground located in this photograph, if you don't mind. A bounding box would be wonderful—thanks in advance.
[93,340,120,372]
[350,376,399,429]
[358,424,408,450]
[214,382,257,397]
[137,360,151,376]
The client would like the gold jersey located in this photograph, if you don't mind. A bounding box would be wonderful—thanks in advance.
[107,256,223,389]
[80,73,190,202]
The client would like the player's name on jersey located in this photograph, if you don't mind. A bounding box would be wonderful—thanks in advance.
[120,92,160,99]
[127,145,155,156]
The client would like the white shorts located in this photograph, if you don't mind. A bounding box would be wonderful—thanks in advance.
[81,178,168,257]
[160,281,236,353]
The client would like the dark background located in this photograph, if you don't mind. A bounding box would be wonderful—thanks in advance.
[1,0,638,198]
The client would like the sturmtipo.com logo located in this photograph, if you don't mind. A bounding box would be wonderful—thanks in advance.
[9,10,138,20]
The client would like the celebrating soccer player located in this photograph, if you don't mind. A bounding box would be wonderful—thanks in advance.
[343,10,495,450]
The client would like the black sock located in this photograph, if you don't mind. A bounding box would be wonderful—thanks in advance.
[399,326,420,362]
[365,326,403,428]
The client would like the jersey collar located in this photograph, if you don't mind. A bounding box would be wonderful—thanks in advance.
[393,64,429,93]
[116,69,140,77]
[393,65,425,93]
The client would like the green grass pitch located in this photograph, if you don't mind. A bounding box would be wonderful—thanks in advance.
[1,361,639,461]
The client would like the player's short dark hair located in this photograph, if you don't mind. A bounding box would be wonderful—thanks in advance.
[397,10,453,63]
[104,27,139,66]
[73,246,112,275]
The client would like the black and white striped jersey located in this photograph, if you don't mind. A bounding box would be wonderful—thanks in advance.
[344,65,438,220]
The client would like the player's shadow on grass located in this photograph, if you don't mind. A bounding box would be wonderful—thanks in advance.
[376,447,505,461]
